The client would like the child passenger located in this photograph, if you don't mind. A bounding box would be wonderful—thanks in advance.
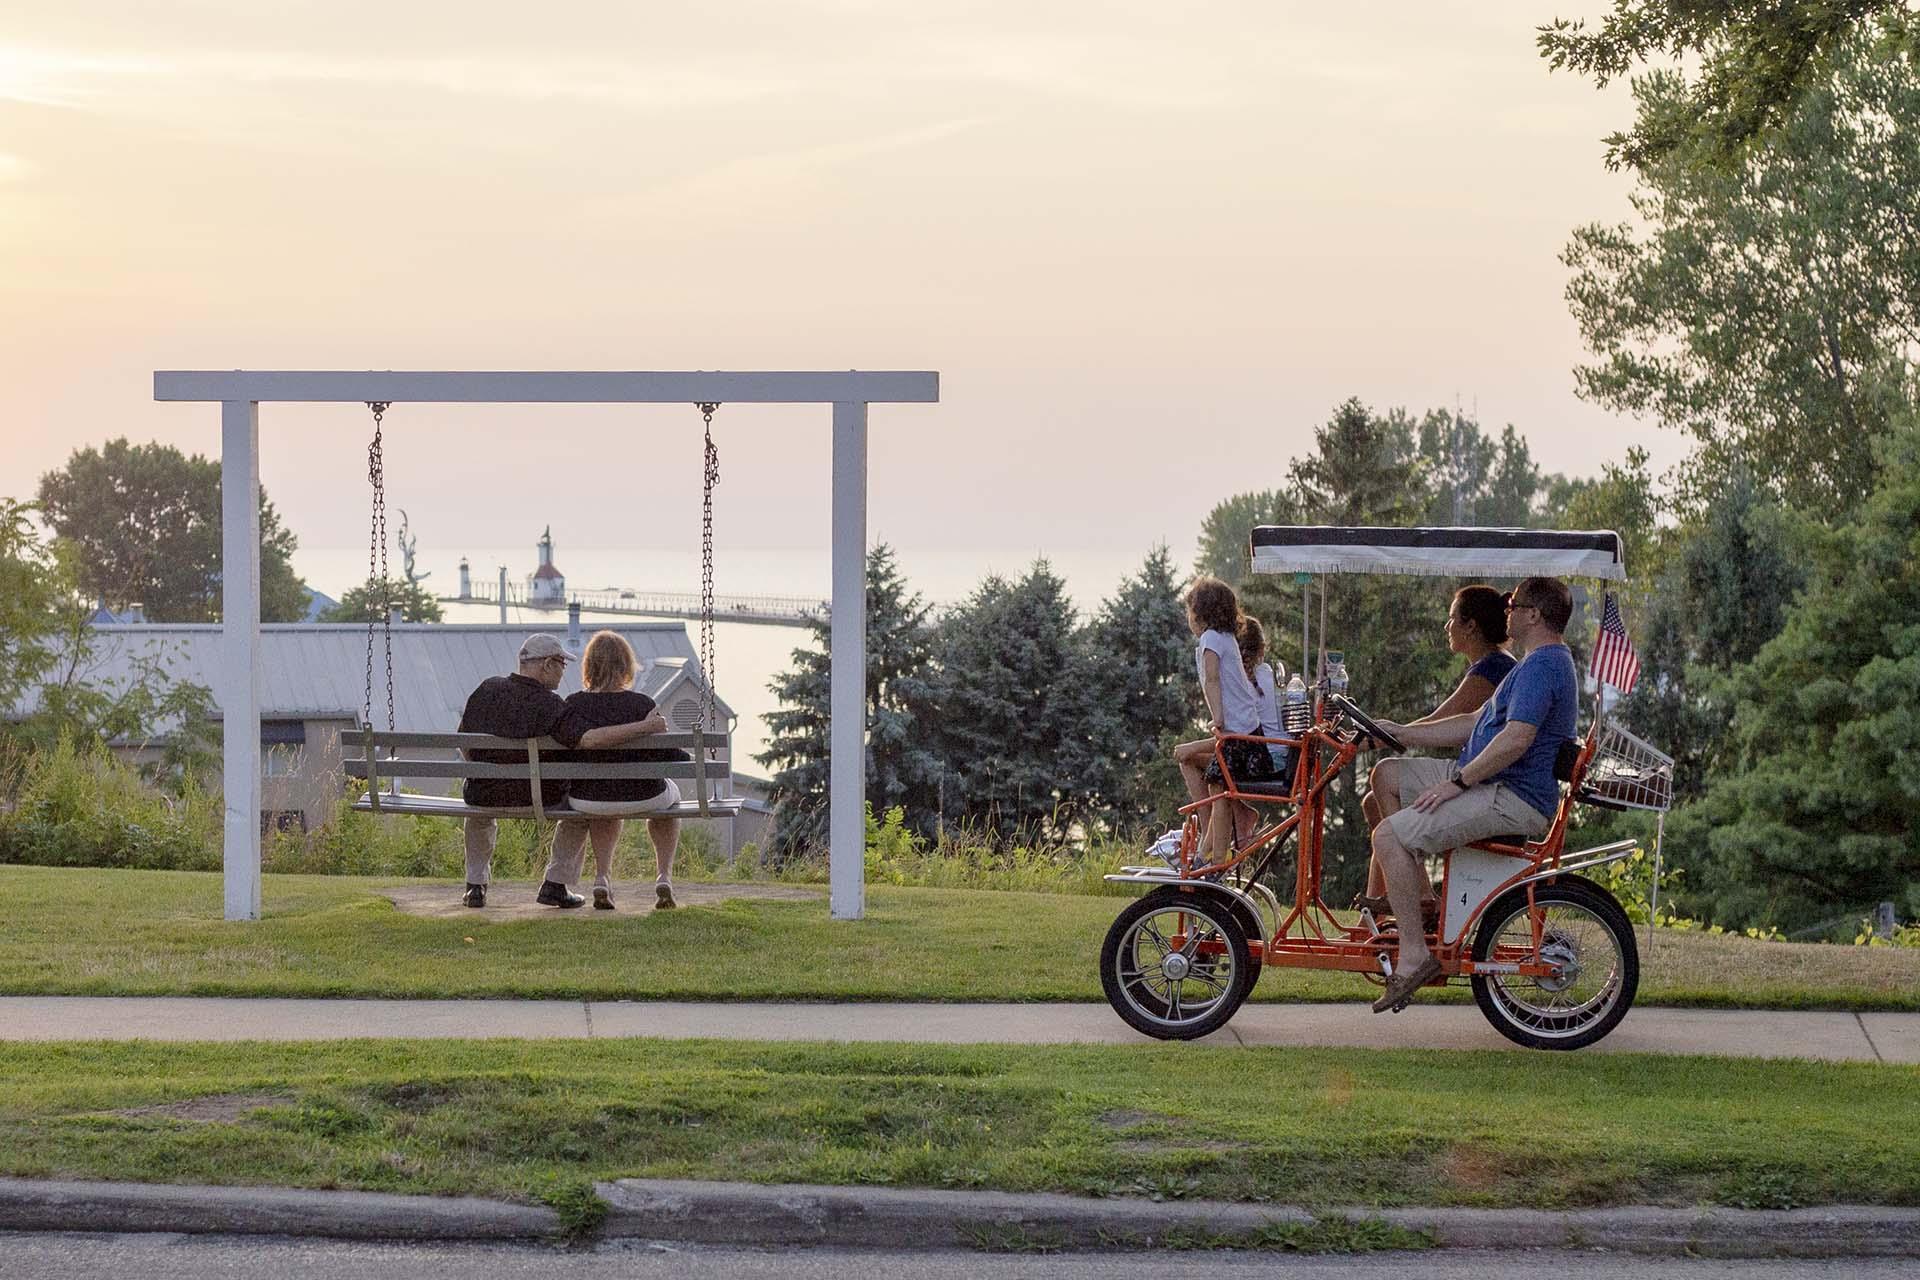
[1172,578,1275,860]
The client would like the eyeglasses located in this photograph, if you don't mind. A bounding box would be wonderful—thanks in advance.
[1501,593,1536,614]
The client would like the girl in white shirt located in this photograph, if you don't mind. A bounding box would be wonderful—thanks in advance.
[1171,577,1275,862]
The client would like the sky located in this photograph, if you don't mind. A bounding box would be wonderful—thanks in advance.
[0,2,1664,582]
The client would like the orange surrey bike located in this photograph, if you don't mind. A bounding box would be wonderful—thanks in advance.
[1099,526,1676,1051]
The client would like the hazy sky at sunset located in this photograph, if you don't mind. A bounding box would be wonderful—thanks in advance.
[1,2,1660,581]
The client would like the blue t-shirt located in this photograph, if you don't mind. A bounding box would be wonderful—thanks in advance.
[1468,649,1517,688]
[1457,644,1578,817]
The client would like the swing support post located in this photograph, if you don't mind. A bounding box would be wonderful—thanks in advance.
[220,399,263,921]
[158,370,937,922]
[830,402,868,921]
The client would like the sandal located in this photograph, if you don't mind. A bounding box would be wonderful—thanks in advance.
[1370,954,1443,1013]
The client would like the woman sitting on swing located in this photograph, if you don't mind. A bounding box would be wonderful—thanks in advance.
[558,630,691,910]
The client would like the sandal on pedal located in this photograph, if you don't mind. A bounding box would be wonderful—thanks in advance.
[1370,954,1443,1013]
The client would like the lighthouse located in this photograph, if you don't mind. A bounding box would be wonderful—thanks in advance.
[529,526,567,605]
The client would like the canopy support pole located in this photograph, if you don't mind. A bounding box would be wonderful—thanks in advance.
[221,400,263,922]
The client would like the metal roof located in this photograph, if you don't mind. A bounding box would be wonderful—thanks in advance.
[10,623,733,734]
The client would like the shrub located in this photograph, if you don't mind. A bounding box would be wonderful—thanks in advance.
[0,738,221,870]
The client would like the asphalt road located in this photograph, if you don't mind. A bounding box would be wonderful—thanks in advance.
[0,1235,1909,1279]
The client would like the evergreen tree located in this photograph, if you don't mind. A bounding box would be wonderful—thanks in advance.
[757,546,936,859]
[919,561,1085,844]
[1069,547,1198,840]
[1667,423,1920,929]
[1618,470,1803,806]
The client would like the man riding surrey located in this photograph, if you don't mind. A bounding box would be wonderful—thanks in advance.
[1364,576,1580,1012]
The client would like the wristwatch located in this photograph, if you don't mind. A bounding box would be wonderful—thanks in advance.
[1449,769,1471,792]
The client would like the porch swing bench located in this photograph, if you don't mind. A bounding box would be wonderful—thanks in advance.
[341,728,745,823]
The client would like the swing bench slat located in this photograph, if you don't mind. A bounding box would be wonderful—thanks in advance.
[341,728,745,823]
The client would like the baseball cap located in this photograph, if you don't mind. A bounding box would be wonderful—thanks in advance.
[518,634,574,663]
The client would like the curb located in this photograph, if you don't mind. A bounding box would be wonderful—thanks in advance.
[2,1177,1917,1257]
[0,1179,557,1243]
[599,1179,1920,1258]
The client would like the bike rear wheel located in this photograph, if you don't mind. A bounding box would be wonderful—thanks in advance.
[1101,887,1254,1040]
[1470,875,1638,1051]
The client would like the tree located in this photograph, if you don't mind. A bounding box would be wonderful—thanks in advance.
[1,498,215,776]
[758,546,939,859]
[1414,410,1559,529]
[1665,421,1920,929]
[1562,39,1920,514]
[1194,489,1298,585]
[918,561,1086,845]
[319,579,445,624]
[1538,1,1912,171]
[1616,469,1803,805]
[36,439,309,623]
[1068,547,1199,840]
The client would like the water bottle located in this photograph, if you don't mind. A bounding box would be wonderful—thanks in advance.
[1326,650,1350,700]
[1283,673,1311,733]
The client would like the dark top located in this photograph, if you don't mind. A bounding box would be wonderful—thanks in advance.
[1467,649,1518,689]
[457,674,590,809]
[556,689,689,803]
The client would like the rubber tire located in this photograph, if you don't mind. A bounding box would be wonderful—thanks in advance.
[1470,875,1639,1051]
[1100,886,1255,1041]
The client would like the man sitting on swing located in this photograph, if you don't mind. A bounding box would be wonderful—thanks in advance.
[1363,577,1580,1012]
[455,634,668,909]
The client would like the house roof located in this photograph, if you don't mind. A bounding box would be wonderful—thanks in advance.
[10,623,733,735]
[532,564,564,581]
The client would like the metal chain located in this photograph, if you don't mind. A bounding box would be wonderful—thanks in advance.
[364,402,394,731]
[697,403,721,733]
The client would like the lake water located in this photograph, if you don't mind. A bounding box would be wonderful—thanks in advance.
[294,544,1180,772]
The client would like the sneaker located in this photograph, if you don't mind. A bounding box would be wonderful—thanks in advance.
[462,883,486,909]
[654,882,677,910]
[593,885,615,910]
[535,880,586,909]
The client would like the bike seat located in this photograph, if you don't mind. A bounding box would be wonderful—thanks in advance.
[1233,780,1295,797]
[1470,834,1533,850]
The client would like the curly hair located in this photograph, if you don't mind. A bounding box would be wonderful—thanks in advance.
[1453,585,1509,645]
[1186,576,1240,634]
[581,630,637,692]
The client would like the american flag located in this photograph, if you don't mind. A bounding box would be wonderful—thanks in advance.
[1589,592,1640,694]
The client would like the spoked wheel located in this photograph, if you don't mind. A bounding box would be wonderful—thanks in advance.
[1470,875,1638,1051]
[1101,887,1255,1040]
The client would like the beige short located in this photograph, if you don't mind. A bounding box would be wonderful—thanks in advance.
[1382,757,1551,856]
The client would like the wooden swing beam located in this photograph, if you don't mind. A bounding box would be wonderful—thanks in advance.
[155,370,940,923]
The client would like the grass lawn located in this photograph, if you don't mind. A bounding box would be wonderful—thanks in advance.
[1,1038,1915,1213]
[1,864,1916,1008]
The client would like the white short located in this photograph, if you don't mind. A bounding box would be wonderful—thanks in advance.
[566,780,682,817]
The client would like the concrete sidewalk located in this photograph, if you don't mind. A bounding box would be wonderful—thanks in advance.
[1,997,1913,1061]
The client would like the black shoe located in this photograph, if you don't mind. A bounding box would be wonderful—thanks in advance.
[535,880,586,909]
[463,883,487,909]
[593,885,615,910]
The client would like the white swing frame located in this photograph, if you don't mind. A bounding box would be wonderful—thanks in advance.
[155,369,940,922]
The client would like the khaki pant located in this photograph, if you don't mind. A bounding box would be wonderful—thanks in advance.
[1382,756,1552,857]
[462,817,591,887]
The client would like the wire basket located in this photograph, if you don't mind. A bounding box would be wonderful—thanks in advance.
[1575,719,1676,813]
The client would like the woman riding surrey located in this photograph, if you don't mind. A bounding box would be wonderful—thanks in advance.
[1352,584,1514,921]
